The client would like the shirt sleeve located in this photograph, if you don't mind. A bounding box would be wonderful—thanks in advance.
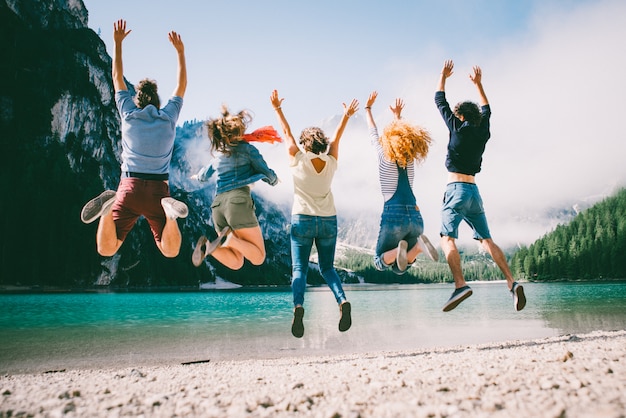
[115,90,137,116]
[435,91,461,132]
[248,144,278,186]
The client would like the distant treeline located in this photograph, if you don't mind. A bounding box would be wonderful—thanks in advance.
[336,249,504,284]
[510,188,626,281]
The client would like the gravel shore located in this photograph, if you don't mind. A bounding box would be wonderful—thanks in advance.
[1,329,624,417]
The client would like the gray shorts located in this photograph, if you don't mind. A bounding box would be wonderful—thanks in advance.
[211,187,259,231]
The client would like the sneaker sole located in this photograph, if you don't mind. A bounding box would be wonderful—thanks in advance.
[419,235,439,262]
[192,236,208,267]
[396,240,408,272]
[442,288,473,312]
[205,227,232,256]
[291,306,304,338]
[339,302,352,332]
[515,285,527,311]
[80,190,116,224]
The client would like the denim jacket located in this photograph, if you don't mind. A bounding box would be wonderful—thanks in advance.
[196,141,278,194]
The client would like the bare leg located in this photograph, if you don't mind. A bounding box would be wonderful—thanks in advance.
[156,218,182,258]
[226,226,266,265]
[96,212,122,256]
[480,238,515,289]
[211,226,266,269]
[407,242,423,264]
[440,235,466,288]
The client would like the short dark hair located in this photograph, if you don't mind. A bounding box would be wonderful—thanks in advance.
[453,101,482,126]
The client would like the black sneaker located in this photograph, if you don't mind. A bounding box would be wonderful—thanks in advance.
[442,285,473,312]
[80,190,117,224]
[511,282,526,311]
[291,306,304,338]
[339,301,352,332]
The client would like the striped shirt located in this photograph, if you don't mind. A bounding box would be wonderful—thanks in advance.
[370,127,415,202]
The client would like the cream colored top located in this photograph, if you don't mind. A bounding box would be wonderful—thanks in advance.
[290,151,337,216]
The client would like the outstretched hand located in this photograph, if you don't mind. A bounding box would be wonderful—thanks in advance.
[113,19,131,43]
[168,31,184,53]
[343,99,359,117]
[469,66,482,85]
[366,91,378,109]
[270,90,284,109]
[389,98,404,119]
[441,59,454,78]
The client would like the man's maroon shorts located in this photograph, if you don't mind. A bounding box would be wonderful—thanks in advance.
[111,177,170,242]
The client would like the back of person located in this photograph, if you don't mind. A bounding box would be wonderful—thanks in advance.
[291,152,337,217]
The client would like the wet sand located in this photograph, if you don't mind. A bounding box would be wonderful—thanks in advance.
[1,329,624,417]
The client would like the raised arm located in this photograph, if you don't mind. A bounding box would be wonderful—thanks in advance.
[389,98,404,120]
[168,31,187,98]
[437,59,454,92]
[365,91,378,129]
[469,65,488,106]
[328,99,359,160]
[270,90,298,158]
[112,19,131,92]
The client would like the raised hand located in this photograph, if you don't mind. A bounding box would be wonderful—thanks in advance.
[343,99,359,118]
[168,31,184,54]
[366,91,378,109]
[469,66,482,85]
[113,19,131,43]
[389,98,404,120]
[270,89,284,110]
[441,59,454,78]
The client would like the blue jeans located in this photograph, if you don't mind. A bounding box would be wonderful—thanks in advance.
[374,204,424,275]
[290,214,346,307]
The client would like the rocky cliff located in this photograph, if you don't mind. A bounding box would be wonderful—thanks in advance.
[0,0,298,288]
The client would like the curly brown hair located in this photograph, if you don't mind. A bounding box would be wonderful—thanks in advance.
[298,127,329,154]
[453,101,482,126]
[380,120,432,168]
[135,79,160,109]
[206,105,252,155]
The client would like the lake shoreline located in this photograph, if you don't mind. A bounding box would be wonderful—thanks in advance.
[1,329,624,417]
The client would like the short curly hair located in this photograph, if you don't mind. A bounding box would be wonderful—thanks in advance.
[453,101,482,126]
[380,120,432,168]
[299,127,328,155]
[206,105,252,156]
[135,78,160,109]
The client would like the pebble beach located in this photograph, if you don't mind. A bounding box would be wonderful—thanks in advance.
[1,329,624,417]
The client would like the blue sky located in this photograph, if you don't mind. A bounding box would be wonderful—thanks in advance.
[83,0,626,247]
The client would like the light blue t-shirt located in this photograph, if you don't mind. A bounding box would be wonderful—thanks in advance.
[115,90,183,174]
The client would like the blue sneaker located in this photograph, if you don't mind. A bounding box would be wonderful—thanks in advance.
[442,285,473,312]
[511,282,526,311]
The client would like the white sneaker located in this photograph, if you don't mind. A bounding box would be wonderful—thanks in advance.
[161,197,188,219]
[80,190,116,223]
[396,240,408,272]
[418,235,439,262]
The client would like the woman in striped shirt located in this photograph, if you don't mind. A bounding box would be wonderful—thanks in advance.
[365,91,439,274]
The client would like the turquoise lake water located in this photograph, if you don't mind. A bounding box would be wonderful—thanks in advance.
[1,281,625,374]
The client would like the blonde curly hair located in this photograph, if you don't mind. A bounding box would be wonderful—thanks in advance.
[380,120,432,168]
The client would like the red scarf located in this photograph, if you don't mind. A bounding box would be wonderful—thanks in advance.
[242,126,282,144]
